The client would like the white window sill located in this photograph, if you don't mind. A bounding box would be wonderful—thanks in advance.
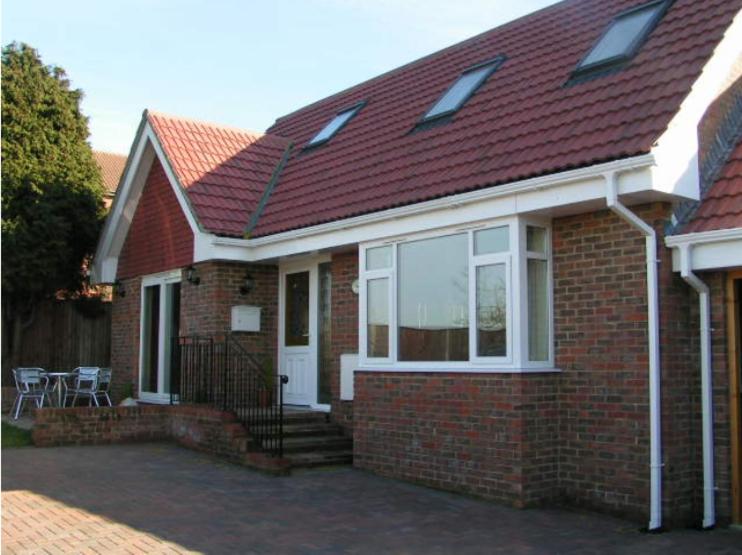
[355,366,561,374]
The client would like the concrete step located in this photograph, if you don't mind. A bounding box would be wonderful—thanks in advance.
[279,435,353,454]
[284,449,354,468]
[260,422,345,439]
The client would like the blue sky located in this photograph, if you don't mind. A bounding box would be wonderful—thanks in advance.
[2,0,559,154]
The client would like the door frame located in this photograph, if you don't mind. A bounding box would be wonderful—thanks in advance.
[278,254,331,410]
[138,269,181,404]
[727,270,742,524]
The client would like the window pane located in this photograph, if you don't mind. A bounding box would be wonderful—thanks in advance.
[425,65,492,119]
[580,4,660,68]
[527,226,547,254]
[528,259,549,361]
[476,264,507,357]
[367,278,389,358]
[366,245,392,270]
[317,263,332,403]
[285,272,310,346]
[474,226,509,255]
[141,285,160,393]
[162,282,180,394]
[309,106,361,145]
[398,234,468,361]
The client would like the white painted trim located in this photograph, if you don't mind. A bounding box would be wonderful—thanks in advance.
[357,216,554,373]
[666,228,742,271]
[200,155,655,264]
[356,367,562,374]
[138,271,182,400]
[650,9,742,200]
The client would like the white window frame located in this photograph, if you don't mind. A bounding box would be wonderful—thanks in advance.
[139,269,182,403]
[358,216,556,373]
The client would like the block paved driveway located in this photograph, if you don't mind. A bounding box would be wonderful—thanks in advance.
[2,444,741,555]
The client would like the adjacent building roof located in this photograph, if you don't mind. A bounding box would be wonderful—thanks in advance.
[683,134,742,233]
[147,112,291,236]
[138,0,740,238]
[93,151,127,196]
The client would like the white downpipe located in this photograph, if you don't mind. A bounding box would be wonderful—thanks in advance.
[678,244,715,529]
[605,172,663,531]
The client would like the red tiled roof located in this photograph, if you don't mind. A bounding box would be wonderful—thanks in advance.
[246,0,740,237]
[93,151,127,195]
[147,112,291,236]
[684,135,742,233]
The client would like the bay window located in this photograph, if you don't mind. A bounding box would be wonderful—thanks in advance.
[359,217,553,371]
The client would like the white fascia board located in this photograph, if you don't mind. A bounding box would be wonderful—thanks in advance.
[666,227,742,271]
[91,118,203,284]
[650,10,742,200]
[92,117,153,284]
[198,154,656,263]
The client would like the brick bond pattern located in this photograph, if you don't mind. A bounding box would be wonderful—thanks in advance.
[354,203,734,525]
[32,405,289,473]
[109,155,735,525]
[117,158,193,279]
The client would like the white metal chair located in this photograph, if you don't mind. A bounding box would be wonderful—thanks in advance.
[95,368,113,406]
[65,367,100,407]
[10,368,50,419]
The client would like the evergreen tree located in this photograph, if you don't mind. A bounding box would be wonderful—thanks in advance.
[1,42,105,377]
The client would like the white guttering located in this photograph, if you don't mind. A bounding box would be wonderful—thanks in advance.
[207,154,656,262]
[605,172,663,532]
[676,243,716,529]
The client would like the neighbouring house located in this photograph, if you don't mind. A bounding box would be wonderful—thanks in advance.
[92,0,742,529]
[93,151,127,209]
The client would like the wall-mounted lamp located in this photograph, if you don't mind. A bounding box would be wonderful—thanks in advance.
[112,279,126,298]
[239,273,256,296]
[185,265,201,285]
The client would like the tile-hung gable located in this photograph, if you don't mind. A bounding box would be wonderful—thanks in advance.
[248,0,739,238]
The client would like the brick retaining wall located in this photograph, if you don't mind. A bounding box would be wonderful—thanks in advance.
[31,405,289,473]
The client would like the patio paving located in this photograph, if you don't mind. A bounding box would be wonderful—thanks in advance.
[2,443,741,554]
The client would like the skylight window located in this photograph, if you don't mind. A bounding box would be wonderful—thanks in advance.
[422,57,505,122]
[307,103,364,147]
[574,0,669,77]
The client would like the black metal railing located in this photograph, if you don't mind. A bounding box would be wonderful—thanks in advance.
[171,334,289,457]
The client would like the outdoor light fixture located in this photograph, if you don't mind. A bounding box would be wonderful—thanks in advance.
[239,273,256,296]
[112,279,126,298]
[185,265,201,285]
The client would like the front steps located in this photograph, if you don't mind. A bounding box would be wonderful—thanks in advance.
[271,411,353,469]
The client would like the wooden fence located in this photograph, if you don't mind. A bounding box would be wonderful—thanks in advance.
[4,299,111,383]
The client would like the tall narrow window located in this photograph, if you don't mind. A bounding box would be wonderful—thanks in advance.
[527,226,549,362]
[307,102,364,147]
[140,272,181,401]
[421,57,505,122]
[573,0,669,78]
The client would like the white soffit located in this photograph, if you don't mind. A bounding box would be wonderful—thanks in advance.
[650,10,742,200]
[666,228,742,271]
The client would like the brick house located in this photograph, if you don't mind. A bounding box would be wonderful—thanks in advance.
[93,0,742,529]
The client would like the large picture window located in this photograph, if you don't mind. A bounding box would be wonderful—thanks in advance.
[360,218,552,371]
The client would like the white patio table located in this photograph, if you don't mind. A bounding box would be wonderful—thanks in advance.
[43,371,74,408]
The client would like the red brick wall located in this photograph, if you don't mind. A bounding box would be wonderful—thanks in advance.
[111,276,142,400]
[330,251,358,432]
[117,158,193,279]
[180,261,278,366]
[354,372,559,507]
[111,262,278,401]
[33,405,171,446]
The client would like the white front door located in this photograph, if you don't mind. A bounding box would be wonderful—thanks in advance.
[280,264,318,405]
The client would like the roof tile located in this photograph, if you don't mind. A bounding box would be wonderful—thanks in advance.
[683,135,742,233]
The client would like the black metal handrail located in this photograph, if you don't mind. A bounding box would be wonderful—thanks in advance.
[171,333,289,457]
